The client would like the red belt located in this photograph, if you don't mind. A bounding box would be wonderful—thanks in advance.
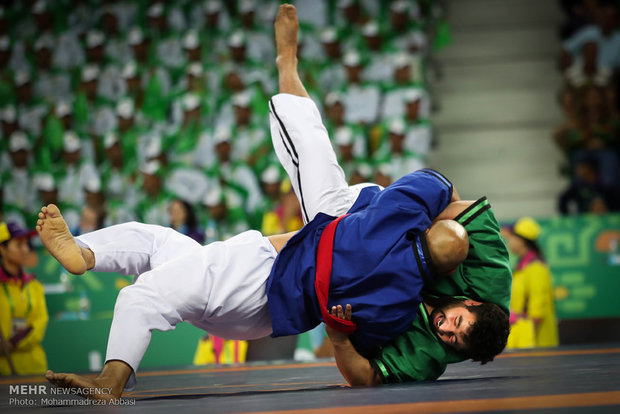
[314,214,357,334]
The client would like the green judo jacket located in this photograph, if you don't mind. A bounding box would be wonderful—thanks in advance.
[371,197,513,383]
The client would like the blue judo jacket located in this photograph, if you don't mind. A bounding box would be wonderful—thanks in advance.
[266,169,453,352]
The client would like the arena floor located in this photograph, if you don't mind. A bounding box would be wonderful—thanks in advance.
[1,344,619,413]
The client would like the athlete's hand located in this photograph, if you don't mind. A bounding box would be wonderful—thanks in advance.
[325,304,352,345]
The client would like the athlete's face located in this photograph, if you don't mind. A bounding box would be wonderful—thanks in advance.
[429,301,479,351]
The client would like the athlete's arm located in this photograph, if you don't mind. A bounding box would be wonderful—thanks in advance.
[433,200,474,223]
[325,305,381,386]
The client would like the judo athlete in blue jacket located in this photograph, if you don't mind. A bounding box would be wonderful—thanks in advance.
[39,5,506,400]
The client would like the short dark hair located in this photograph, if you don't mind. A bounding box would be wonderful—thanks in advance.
[462,303,510,364]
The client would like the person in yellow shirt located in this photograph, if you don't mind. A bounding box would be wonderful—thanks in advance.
[0,221,49,375]
[503,217,559,348]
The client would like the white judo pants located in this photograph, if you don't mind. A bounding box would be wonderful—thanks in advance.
[76,224,276,390]
[78,94,377,390]
[268,93,378,222]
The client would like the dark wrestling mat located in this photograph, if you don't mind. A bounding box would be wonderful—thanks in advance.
[1,344,619,413]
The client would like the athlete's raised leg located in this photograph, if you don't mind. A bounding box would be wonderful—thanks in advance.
[270,4,355,223]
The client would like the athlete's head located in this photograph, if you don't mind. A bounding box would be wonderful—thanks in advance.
[428,297,509,364]
[426,220,469,275]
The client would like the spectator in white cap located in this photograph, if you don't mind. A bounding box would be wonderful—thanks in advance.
[32,0,53,32]
[33,33,53,71]
[127,27,149,64]
[147,2,167,33]
[78,64,100,103]
[380,56,425,119]
[82,175,106,225]
[340,50,381,125]
[85,30,106,64]
[122,60,143,102]
[14,70,33,104]
[35,173,58,208]
[14,71,49,140]
[116,97,135,133]
[101,132,136,202]
[57,130,99,209]
[228,91,271,172]
[183,30,201,63]
[55,101,72,131]
[98,132,139,226]
[1,105,19,140]
[201,182,251,243]
[133,160,170,226]
[315,28,348,92]
[333,125,369,183]
[2,131,37,223]
[359,20,396,83]
[208,123,264,228]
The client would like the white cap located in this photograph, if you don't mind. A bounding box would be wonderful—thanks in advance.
[183,93,201,111]
[183,31,199,49]
[15,71,30,87]
[239,0,255,13]
[9,131,30,151]
[116,98,134,119]
[393,52,411,68]
[205,0,220,13]
[214,125,231,143]
[261,165,280,184]
[203,185,222,206]
[103,132,119,149]
[35,34,54,51]
[2,106,16,123]
[232,91,251,108]
[122,60,137,79]
[404,88,423,102]
[391,0,409,13]
[324,91,343,106]
[335,126,353,146]
[140,159,160,175]
[228,31,246,47]
[343,50,360,67]
[320,27,337,43]
[32,0,46,14]
[377,163,392,177]
[35,173,55,191]
[63,131,81,152]
[147,3,164,17]
[82,64,100,82]
[144,138,162,158]
[55,101,72,118]
[363,21,379,37]
[128,27,144,45]
[84,175,101,192]
[0,35,9,51]
[86,30,105,48]
[355,162,372,178]
[187,62,203,77]
[389,118,406,135]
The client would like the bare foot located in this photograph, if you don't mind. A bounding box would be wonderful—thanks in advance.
[45,370,122,402]
[274,4,298,65]
[36,204,87,275]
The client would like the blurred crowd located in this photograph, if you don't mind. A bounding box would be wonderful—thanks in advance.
[556,0,620,214]
[0,0,449,242]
